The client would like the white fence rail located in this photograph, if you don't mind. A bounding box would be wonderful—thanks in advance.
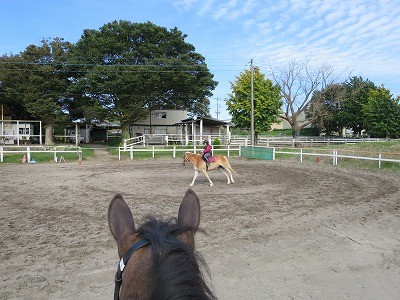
[0,146,82,163]
[123,134,395,148]
[118,145,241,160]
[123,134,229,148]
[274,147,400,169]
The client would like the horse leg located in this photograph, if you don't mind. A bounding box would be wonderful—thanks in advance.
[201,170,213,187]
[229,170,234,183]
[219,167,232,184]
[190,170,199,186]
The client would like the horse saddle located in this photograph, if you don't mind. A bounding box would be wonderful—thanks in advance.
[209,156,216,163]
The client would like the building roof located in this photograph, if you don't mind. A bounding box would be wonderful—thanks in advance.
[176,116,229,126]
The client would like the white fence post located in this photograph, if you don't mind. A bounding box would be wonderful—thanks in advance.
[332,150,338,165]
[272,147,276,160]
[300,148,303,163]
[173,146,176,158]
[54,149,57,162]
[378,153,382,169]
[227,145,230,157]
[0,147,3,162]
[27,146,31,162]
[152,146,155,158]
[130,145,133,160]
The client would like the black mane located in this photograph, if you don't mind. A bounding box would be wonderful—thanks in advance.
[137,216,216,300]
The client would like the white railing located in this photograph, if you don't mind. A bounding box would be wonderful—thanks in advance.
[118,145,241,160]
[0,146,82,163]
[257,136,391,147]
[123,135,146,149]
[273,147,400,169]
[123,134,232,148]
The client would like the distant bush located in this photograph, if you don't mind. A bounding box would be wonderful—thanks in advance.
[213,138,221,145]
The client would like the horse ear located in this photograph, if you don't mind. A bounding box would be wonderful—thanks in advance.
[108,193,137,244]
[177,189,201,247]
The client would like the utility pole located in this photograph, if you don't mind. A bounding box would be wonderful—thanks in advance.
[250,59,255,146]
[215,97,221,119]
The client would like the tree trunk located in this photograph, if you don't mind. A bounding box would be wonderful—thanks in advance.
[44,124,54,146]
[291,123,300,138]
[120,123,131,144]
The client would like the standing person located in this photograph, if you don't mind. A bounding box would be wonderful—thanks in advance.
[201,140,212,167]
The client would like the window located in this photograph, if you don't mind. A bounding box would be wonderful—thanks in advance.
[155,112,167,119]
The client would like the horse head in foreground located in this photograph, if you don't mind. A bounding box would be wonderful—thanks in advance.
[108,189,216,300]
[183,152,236,187]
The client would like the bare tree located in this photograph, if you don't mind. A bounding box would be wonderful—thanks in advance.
[269,58,337,137]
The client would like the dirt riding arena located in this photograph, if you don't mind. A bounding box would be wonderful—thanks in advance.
[1,152,399,299]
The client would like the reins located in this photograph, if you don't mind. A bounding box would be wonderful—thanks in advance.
[114,239,151,300]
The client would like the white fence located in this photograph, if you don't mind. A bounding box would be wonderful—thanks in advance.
[257,136,393,147]
[118,144,241,160]
[123,134,395,149]
[123,134,230,149]
[0,146,82,163]
[273,147,400,169]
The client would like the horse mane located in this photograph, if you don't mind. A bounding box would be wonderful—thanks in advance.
[137,216,216,300]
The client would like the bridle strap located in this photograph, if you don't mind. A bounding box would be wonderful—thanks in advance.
[114,239,151,300]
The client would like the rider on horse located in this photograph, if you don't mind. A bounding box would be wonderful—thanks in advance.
[201,140,212,167]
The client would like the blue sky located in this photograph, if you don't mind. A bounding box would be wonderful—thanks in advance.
[1,0,399,120]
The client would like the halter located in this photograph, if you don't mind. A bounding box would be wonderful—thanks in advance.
[114,239,151,300]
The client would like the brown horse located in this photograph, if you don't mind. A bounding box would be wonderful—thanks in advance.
[108,189,216,300]
[183,152,235,187]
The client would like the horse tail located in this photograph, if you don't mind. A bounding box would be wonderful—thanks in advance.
[219,156,237,174]
[227,163,237,174]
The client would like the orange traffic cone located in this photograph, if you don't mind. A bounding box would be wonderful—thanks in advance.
[22,154,27,163]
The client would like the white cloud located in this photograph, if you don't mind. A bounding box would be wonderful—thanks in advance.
[174,0,400,96]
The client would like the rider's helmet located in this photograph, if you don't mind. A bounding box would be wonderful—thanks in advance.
[203,140,209,144]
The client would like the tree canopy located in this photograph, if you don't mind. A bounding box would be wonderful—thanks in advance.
[362,86,400,138]
[0,38,74,145]
[1,20,217,142]
[226,66,282,139]
[69,20,217,137]
[337,76,377,136]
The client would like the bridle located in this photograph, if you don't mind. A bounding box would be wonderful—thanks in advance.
[114,239,151,300]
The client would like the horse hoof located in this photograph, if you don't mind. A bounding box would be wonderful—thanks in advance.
[190,184,194,187]
[210,183,213,187]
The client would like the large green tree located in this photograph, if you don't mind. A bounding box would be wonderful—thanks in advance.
[337,76,377,136]
[70,20,217,138]
[226,66,282,141]
[308,83,345,136]
[362,86,400,138]
[0,55,33,120]
[0,38,74,145]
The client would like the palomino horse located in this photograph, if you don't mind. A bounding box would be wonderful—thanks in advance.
[183,152,235,187]
[108,189,216,300]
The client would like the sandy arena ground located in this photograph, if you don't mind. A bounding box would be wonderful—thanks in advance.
[1,149,399,299]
